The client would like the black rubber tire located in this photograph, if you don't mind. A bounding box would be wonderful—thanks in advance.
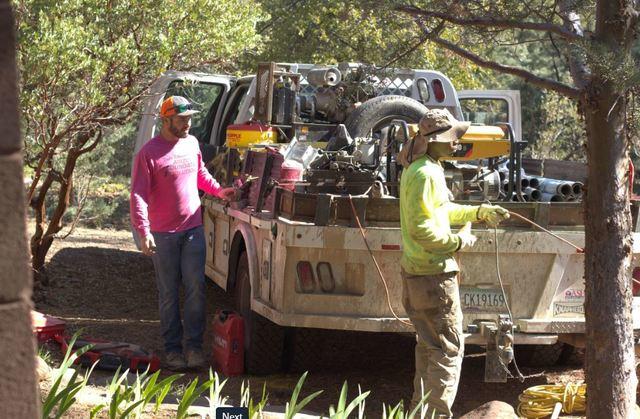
[515,343,565,367]
[235,251,285,375]
[344,95,429,138]
[283,327,325,373]
[558,344,585,366]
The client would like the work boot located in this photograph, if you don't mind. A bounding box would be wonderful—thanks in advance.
[186,349,207,369]
[165,352,187,371]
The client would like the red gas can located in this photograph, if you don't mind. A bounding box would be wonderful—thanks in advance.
[212,310,244,376]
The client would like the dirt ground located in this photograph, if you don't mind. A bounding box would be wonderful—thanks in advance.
[33,226,585,417]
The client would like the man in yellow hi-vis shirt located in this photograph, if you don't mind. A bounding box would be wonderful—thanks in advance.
[397,109,509,418]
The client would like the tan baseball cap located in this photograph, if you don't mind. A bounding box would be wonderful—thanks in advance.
[417,108,470,143]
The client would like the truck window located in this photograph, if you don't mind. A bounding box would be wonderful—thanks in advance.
[217,83,251,145]
[157,80,224,143]
[459,98,509,126]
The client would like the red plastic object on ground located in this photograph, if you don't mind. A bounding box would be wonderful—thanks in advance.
[54,335,160,372]
[212,310,244,376]
[31,310,66,343]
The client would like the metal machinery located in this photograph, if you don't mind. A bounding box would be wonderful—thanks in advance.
[225,62,531,204]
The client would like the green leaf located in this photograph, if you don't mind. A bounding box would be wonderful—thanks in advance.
[89,403,106,419]
[154,374,182,413]
[41,330,94,419]
[176,377,213,419]
[285,372,323,419]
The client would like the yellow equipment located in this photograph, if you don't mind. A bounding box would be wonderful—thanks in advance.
[226,121,277,149]
[401,123,510,161]
[446,125,509,161]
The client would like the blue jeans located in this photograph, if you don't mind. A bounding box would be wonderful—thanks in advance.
[151,225,206,354]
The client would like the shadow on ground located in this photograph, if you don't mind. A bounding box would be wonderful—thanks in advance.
[34,243,570,417]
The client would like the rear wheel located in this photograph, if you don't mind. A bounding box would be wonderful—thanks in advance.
[515,343,564,367]
[558,344,585,366]
[284,327,325,373]
[235,251,285,375]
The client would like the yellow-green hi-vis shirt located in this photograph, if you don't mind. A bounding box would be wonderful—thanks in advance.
[400,155,480,275]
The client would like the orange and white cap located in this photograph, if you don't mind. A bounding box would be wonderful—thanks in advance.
[159,96,199,118]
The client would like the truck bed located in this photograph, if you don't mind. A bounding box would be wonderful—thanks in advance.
[203,193,640,345]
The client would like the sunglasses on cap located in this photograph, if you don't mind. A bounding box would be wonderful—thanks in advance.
[168,103,193,114]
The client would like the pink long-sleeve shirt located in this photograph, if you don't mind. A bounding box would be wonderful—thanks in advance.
[130,135,221,237]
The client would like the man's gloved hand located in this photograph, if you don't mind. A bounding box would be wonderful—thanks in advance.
[457,222,477,250]
[141,234,156,256]
[477,204,510,227]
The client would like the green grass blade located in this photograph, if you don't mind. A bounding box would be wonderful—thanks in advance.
[109,386,122,419]
[285,371,308,419]
[177,378,212,419]
[290,390,323,417]
[176,378,199,418]
[42,330,93,418]
[140,370,160,401]
[153,374,182,413]
[249,382,268,419]
[337,381,348,412]
[408,390,431,419]
[341,390,370,418]
[119,400,146,418]
[89,403,106,419]
[357,385,366,419]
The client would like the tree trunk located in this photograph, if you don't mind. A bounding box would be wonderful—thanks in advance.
[584,90,637,416]
[583,83,637,418]
[29,149,79,282]
[583,2,638,417]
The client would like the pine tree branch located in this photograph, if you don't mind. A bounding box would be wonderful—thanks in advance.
[559,0,591,90]
[428,35,581,98]
[398,5,582,41]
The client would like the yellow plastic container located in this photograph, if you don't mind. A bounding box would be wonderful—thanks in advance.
[226,122,277,149]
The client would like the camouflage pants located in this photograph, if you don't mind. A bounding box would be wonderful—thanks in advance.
[401,270,464,419]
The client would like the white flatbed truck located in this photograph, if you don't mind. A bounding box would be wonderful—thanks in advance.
[134,63,640,379]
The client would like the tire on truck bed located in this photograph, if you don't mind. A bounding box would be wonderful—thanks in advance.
[235,251,285,375]
[344,94,429,138]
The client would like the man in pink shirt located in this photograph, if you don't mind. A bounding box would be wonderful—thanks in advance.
[130,96,234,370]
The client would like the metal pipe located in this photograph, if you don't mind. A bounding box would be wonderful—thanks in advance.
[306,67,342,87]
[528,177,540,189]
[520,177,530,189]
[524,187,541,201]
[572,182,583,195]
[540,192,566,202]
[539,179,572,197]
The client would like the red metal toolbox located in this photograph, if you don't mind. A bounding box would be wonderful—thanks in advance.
[55,335,160,372]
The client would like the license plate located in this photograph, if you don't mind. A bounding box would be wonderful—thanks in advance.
[459,287,508,313]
